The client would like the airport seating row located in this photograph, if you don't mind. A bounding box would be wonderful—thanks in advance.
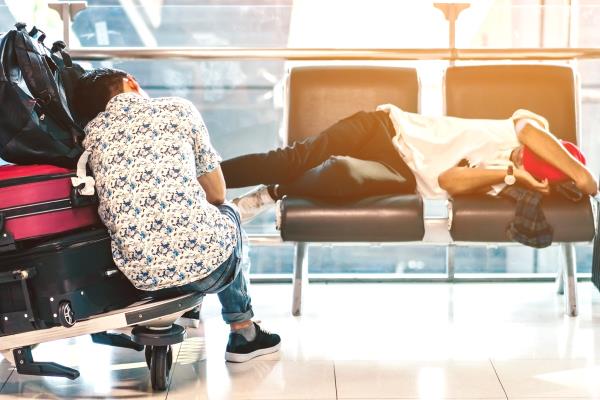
[277,65,596,317]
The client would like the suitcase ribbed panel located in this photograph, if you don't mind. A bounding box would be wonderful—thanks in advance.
[5,207,100,240]
[0,177,73,208]
[0,164,101,245]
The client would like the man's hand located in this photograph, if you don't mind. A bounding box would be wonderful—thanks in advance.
[574,170,599,196]
[514,167,550,195]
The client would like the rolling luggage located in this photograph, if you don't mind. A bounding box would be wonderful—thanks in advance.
[0,163,101,253]
[0,228,140,336]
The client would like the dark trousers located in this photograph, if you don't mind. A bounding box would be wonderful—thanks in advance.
[221,111,417,198]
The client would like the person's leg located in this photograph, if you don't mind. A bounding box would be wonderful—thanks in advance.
[216,255,254,324]
[221,111,387,188]
[234,154,415,222]
[276,156,413,199]
[174,204,279,361]
[216,204,281,362]
[516,120,598,195]
[358,110,417,189]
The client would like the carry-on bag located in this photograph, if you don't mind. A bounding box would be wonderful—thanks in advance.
[0,228,140,336]
[0,163,101,253]
[0,23,86,168]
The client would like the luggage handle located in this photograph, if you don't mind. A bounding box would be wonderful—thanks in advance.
[0,267,36,285]
[0,214,16,253]
[71,150,95,196]
[70,150,99,207]
[70,184,98,208]
[0,268,37,326]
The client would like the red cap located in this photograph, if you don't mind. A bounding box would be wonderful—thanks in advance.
[522,140,586,182]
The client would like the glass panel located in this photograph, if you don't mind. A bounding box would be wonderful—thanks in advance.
[462,4,572,48]
[579,59,600,177]
[0,5,16,30]
[250,244,448,275]
[67,2,600,49]
[71,2,294,48]
[0,1,65,43]
[577,4,600,47]
[82,59,285,161]
[455,245,594,274]
[3,2,600,50]
[249,243,294,275]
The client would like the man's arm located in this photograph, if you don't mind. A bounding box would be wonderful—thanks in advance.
[198,166,226,205]
[181,100,226,204]
[516,120,598,195]
[438,166,549,196]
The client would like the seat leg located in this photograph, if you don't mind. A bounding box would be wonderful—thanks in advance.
[556,259,565,295]
[446,244,455,280]
[591,198,600,291]
[292,242,309,316]
[561,243,578,317]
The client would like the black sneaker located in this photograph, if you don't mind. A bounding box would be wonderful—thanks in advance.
[225,322,281,363]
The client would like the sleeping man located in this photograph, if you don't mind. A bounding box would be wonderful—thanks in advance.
[222,106,598,225]
[75,68,280,363]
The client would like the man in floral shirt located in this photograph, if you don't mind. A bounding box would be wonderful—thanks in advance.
[75,68,280,363]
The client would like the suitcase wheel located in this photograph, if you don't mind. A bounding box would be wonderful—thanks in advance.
[58,301,75,328]
[147,345,172,391]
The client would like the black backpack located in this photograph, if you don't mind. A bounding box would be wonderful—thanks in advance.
[0,23,86,168]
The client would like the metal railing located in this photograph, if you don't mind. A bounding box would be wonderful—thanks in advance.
[68,47,600,62]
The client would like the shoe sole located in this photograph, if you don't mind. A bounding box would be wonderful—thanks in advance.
[225,342,281,363]
[177,317,200,329]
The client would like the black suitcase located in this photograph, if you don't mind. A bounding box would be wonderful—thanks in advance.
[0,228,140,336]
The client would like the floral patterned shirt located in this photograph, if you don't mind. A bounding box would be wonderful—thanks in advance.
[83,93,237,291]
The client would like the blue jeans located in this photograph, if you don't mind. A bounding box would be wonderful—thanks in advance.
[152,203,254,324]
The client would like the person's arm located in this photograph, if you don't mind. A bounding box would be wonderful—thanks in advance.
[182,100,227,204]
[516,119,598,195]
[198,166,226,205]
[438,165,550,196]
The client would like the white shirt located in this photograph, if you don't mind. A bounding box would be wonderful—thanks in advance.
[83,93,237,291]
[377,104,549,199]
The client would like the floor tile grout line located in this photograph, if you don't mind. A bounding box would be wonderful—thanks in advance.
[0,369,14,393]
[489,358,508,400]
[165,341,184,400]
[333,360,338,400]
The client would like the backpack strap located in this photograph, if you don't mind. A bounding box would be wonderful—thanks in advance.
[0,30,16,82]
[51,41,73,68]
[28,26,46,43]
[13,30,61,107]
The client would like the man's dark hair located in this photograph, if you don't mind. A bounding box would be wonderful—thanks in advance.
[74,68,129,126]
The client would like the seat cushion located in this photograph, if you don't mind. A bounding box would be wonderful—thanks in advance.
[279,195,424,242]
[450,194,595,242]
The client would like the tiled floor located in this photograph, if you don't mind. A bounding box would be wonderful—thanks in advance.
[3,282,600,399]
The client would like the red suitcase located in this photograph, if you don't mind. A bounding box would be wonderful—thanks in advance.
[0,164,101,252]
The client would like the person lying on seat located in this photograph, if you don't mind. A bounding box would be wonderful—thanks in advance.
[222,106,598,222]
[74,68,280,363]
